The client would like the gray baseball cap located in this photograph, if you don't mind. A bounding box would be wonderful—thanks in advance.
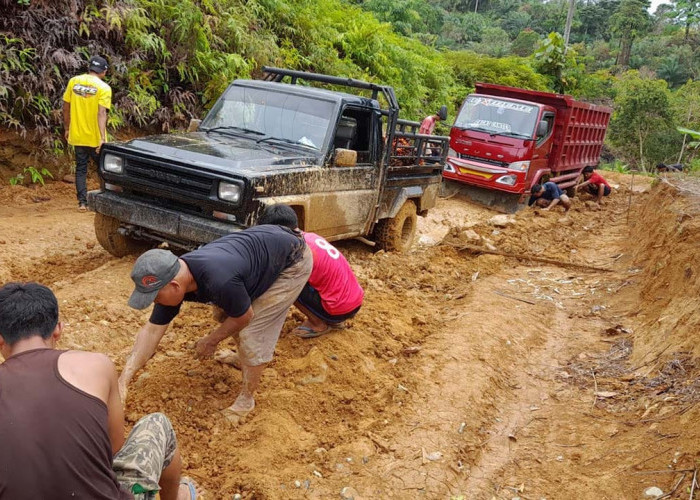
[128,249,180,309]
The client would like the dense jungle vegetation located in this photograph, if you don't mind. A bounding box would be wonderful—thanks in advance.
[0,0,699,169]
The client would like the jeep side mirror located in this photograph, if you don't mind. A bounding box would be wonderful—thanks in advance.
[187,119,202,133]
[537,120,548,137]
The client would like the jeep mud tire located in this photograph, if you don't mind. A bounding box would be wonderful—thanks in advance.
[94,213,151,257]
[375,200,418,253]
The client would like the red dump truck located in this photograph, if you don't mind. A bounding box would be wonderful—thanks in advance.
[443,83,612,212]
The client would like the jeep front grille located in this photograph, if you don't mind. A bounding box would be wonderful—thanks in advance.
[125,159,213,196]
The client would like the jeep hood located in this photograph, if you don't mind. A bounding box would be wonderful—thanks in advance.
[113,132,323,174]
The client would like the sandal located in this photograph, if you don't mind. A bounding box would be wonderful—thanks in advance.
[180,477,201,499]
[292,325,333,339]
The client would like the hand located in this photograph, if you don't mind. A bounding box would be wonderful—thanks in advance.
[118,376,129,405]
[96,139,104,154]
[64,129,69,141]
[194,337,218,359]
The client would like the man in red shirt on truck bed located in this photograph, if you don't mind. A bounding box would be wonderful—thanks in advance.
[258,204,364,338]
[576,166,611,203]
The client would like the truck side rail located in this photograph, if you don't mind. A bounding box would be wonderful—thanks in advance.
[390,130,450,168]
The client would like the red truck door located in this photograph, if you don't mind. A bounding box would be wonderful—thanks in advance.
[528,111,555,186]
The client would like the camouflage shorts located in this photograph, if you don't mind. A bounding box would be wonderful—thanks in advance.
[113,412,177,500]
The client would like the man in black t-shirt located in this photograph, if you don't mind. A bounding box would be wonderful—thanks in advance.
[119,225,313,422]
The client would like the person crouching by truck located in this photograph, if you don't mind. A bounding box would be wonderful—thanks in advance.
[258,204,364,339]
[528,181,572,211]
[575,166,611,203]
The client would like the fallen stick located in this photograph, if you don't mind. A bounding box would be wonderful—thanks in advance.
[452,243,614,273]
[493,290,536,305]
[658,472,686,499]
[690,468,697,500]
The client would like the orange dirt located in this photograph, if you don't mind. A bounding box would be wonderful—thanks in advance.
[1,169,700,499]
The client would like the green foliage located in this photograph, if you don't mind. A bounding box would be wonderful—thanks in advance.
[532,32,582,93]
[9,167,53,186]
[610,0,652,67]
[609,70,678,170]
[599,160,630,173]
[511,29,541,57]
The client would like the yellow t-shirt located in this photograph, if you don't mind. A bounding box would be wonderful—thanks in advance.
[62,74,112,148]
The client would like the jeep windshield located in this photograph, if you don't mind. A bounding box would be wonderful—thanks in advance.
[201,85,335,151]
[454,96,538,139]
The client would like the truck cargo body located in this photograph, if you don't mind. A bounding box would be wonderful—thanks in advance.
[444,83,612,198]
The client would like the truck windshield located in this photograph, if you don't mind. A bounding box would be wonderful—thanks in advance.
[454,96,538,139]
[202,86,335,151]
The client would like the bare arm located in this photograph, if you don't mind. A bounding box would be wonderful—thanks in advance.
[545,198,561,210]
[118,321,169,403]
[596,183,604,202]
[195,306,254,358]
[63,101,71,140]
[97,105,108,152]
[576,180,590,191]
[105,358,126,455]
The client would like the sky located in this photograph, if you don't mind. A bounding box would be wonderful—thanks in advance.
[649,0,671,13]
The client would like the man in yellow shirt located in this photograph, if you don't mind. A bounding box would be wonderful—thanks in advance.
[62,56,112,212]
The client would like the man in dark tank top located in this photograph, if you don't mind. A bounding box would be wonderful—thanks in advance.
[0,282,202,500]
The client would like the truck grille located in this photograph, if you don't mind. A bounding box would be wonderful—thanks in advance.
[125,159,213,196]
[458,153,508,168]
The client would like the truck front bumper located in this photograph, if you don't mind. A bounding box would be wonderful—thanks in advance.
[88,190,242,247]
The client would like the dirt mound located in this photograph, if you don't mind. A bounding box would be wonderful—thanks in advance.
[617,179,700,366]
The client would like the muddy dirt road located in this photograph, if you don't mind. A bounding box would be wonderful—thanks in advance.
[2,172,700,499]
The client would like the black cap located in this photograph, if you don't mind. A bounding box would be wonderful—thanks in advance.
[89,56,109,73]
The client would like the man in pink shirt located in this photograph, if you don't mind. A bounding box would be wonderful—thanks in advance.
[258,204,364,338]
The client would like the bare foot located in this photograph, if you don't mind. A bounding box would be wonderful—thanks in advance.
[178,477,204,499]
[221,394,255,425]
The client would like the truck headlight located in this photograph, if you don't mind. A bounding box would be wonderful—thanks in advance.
[495,174,517,186]
[448,148,457,157]
[218,182,241,203]
[103,154,123,173]
[444,162,456,173]
[508,161,530,172]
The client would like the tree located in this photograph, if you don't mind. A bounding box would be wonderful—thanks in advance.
[532,31,582,93]
[670,0,700,39]
[610,0,651,68]
[608,71,677,170]
[511,28,541,56]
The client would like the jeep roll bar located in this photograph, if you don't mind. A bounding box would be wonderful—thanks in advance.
[261,66,399,112]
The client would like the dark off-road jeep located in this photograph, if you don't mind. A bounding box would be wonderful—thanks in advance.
[88,67,449,256]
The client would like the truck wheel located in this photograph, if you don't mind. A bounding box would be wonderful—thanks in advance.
[94,213,151,258]
[375,200,418,252]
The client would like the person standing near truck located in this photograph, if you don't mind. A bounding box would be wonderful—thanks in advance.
[62,55,111,212]
[120,226,312,423]
[419,105,448,135]
[576,166,611,203]
[528,181,572,211]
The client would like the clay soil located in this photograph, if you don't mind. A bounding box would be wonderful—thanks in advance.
[2,169,700,500]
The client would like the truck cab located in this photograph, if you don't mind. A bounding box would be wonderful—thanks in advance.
[89,68,449,256]
[443,83,611,212]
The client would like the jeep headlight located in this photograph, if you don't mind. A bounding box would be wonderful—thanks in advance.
[103,154,123,173]
[508,161,530,172]
[218,182,241,203]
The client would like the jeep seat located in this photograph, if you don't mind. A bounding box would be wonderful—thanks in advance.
[334,116,357,150]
